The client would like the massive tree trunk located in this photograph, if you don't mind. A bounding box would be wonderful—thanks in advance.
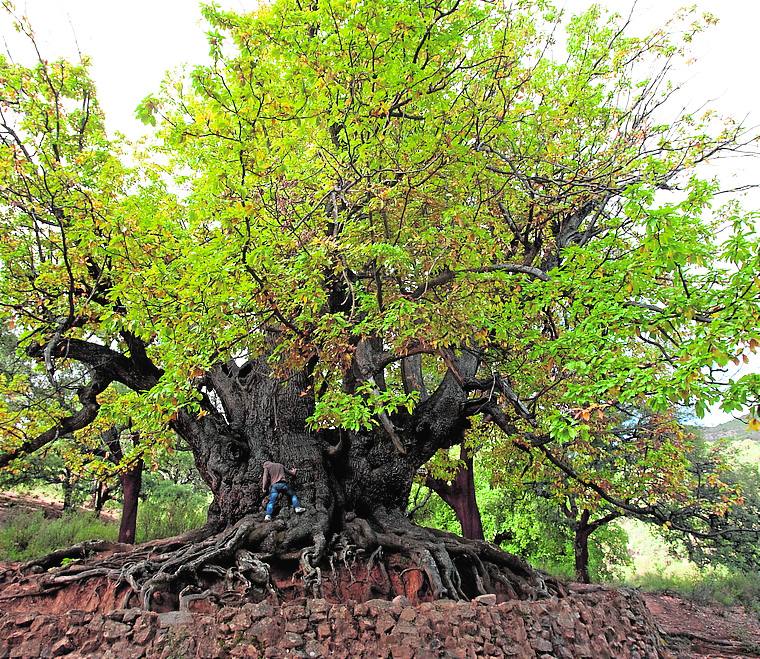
[132,350,555,606]
[13,344,559,610]
[173,349,478,530]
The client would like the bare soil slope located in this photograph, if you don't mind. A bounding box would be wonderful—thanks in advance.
[645,593,760,658]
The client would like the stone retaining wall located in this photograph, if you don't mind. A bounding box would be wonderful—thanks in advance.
[0,586,665,658]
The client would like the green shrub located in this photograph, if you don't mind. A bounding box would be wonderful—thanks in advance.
[136,480,210,542]
[409,483,631,582]
[0,510,118,562]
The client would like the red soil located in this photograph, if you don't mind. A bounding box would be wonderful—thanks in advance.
[645,592,760,658]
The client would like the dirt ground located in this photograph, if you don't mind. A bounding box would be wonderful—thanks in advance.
[0,491,67,523]
[0,491,119,525]
[645,592,760,658]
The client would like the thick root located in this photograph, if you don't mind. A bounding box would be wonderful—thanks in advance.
[0,511,562,612]
[341,510,558,602]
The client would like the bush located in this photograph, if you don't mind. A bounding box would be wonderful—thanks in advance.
[0,510,118,562]
[136,479,210,542]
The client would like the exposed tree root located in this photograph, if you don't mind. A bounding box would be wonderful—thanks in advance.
[20,541,133,573]
[0,511,563,613]
[343,511,559,601]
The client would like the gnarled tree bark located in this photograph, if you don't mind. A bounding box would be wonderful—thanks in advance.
[5,339,560,610]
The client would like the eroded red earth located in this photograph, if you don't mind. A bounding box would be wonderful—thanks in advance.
[645,592,760,658]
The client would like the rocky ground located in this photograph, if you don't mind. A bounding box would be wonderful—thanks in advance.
[0,588,663,658]
[0,585,756,657]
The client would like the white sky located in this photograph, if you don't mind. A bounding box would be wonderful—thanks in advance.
[4,0,760,141]
[3,0,758,425]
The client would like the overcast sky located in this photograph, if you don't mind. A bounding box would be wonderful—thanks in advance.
[3,0,757,426]
[4,1,759,140]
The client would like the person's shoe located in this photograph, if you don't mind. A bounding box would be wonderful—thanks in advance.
[264,514,272,521]
[294,507,306,514]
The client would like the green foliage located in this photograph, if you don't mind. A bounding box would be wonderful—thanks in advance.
[483,490,575,577]
[668,459,760,572]
[481,410,754,555]
[482,488,631,581]
[409,483,461,534]
[0,479,210,561]
[412,480,632,582]
[0,510,117,562]
[129,0,757,441]
[5,0,753,441]
[0,451,89,507]
[135,478,210,543]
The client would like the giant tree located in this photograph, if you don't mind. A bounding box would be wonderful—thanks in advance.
[0,0,758,608]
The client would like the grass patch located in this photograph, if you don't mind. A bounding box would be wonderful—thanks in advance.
[0,510,118,562]
[3,483,68,502]
[616,519,760,614]
[624,570,760,614]
[0,488,209,561]
[0,481,210,561]
[135,483,210,543]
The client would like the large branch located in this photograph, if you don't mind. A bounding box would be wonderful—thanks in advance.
[412,261,719,329]
[411,348,480,457]
[425,474,453,500]
[121,331,162,380]
[2,337,162,468]
[538,443,757,540]
[0,370,111,469]
[409,263,549,299]
[461,374,533,421]
[423,444,471,505]
[401,354,428,401]
[27,338,161,392]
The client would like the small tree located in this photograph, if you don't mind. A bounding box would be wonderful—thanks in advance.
[0,323,148,542]
[487,411,760,582]
[661,445,760,572]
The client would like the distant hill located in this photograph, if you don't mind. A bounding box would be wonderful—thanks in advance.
[694,418,758,443]
[689,418,760,466]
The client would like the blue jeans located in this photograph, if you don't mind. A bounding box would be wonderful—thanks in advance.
[266,482,300,516]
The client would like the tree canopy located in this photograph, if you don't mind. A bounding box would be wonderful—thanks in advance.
[2,0,757,466]
[0,0,758,605]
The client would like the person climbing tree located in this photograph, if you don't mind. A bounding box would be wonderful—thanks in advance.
[262,460,306,521]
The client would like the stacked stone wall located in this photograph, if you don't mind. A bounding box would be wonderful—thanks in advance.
[0,586,665,658]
